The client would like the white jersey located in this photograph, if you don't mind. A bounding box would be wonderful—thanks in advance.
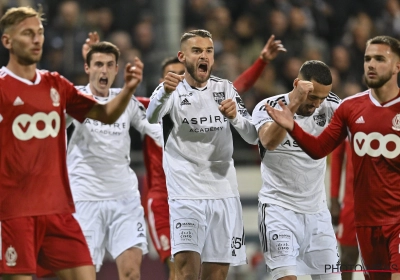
[252,92,341,213]
[146,77,258,199]
[67,84,162,201]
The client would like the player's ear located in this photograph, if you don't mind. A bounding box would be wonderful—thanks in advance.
[293,78,299,88]
[177,51,185,63]
[1,34,11,49]
[84,63,90,74]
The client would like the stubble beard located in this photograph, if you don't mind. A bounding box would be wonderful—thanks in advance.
[364,72,392,89]
[185,61,211,84]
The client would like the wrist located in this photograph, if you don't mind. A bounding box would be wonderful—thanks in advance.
[259,56,269,64]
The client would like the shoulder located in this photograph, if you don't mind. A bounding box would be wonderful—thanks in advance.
[341,90,369,105]
[326,91,341,105]
[254,93,287,114]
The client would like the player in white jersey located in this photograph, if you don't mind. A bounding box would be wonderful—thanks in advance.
[146,29,260,280]
[67,41,159,279]
[252,60,341,280]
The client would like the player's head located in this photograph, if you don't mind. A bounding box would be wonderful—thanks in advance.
[364,35,400,89]
[178,29,214,87]
[160,56,185,82]
[0,6,45,65]
[85,41,120,96]
[296,60,332,116]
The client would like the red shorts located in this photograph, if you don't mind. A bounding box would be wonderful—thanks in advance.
[337,201,357,246]
[356,224,400,280]
[146,197,171,262]
[0,213,93,276]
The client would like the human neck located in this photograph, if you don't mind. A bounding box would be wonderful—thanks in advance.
[370,81,400,104]
[89,84,109,97]
[6,59,37,81]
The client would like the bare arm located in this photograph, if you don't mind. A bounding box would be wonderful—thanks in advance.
[260,80,312,150]
[85,58,144,124]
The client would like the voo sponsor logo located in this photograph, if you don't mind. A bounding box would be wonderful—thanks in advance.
[12,111,60,141]
[354,132,400,159]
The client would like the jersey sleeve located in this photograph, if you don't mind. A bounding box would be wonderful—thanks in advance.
[252,98,275,132]
[61,76,97,122]
[330,142,346,198]
[233,58,267,95]
[227,81,258,144]
[146,82,174,123]
[130,97,163,146]
[289,103,349,159]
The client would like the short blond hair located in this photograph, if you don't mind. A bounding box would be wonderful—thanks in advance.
[0,6,44,33]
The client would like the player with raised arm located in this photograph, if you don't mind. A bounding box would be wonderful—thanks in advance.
[67,40,160,280]
[0,6,142,280]
[146,29,270,280]
[266,35,400,280]
[252,60,341,280]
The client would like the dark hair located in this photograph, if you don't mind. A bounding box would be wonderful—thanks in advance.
[161,56,181,77]
[366,35,400,58]
[180,29,212,46]
[86,41,120,65]
[0,6,44,33]
[299,60,332,85]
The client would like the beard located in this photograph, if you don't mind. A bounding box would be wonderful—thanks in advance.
[296,104,315,116]
[185,61,212,84]
[364,72,392,89]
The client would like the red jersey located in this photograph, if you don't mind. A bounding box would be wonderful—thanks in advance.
[0,67,96,220]
[291,90,400,226]
[136,97,167,200]
[330,139,354,207]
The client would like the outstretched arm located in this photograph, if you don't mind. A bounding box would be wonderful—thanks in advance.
[233,34,286,94]
[259,80,312,150]
[266,100,348,158]
[85,58,144,124]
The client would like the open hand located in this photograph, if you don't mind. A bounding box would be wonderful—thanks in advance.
[266,100,295,130]
[219,99,237,119]
[260,34,287,62]
[82,31,100,60]
[124,57,144,91]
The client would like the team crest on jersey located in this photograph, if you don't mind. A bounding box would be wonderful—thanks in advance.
[392,113,400,131]
[50,87,60,107]
[313,114,326,127]
[213,92,225,105]
[5,246,17,266]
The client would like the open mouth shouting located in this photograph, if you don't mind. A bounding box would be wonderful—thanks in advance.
[99,77,108,87]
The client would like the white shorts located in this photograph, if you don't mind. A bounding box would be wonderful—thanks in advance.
[258,203,339,276]
[169,197,247,266]
[74,196,148,272]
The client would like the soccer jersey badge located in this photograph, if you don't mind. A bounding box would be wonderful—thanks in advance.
[313,113,326,127]
[50,87,60,107]
[5,246,17,266]
[392,113,400,131]
[213,92,225,105]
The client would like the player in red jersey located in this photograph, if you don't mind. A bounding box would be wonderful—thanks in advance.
[0,6,143,280]
[330,139,359,280]
[266,35,400,280]
[138,35,286,280]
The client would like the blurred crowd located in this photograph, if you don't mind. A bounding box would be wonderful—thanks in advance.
[0,0,398,154]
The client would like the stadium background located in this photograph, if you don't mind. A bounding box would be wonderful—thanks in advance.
[0,0,395,279]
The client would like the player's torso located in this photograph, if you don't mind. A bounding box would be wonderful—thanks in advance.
[165,78,234,161]
[345,91,400,225]
[0,71,66,175]
[256,93,340,212]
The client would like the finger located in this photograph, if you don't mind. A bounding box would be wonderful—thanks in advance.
[266,34,275,47]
